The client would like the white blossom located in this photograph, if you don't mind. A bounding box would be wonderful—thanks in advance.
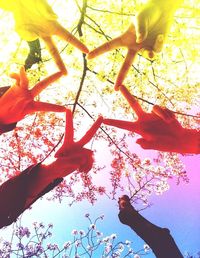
[71,229,78,235]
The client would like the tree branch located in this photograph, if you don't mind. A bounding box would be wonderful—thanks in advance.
[73,0,88,114]
[118,195,184,258]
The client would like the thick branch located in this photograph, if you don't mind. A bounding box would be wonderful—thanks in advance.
[118,195,183,258]
[25,39,42,70]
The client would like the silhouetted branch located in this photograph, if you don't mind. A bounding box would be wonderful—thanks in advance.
[118,195,183,258]
[25,39,42,70]
[73,0,88,113]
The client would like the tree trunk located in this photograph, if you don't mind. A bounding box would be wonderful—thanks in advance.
[118,195,183,258]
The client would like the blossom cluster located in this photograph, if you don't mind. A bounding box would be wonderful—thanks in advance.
[0,108,191,209]
[0,214,151,258]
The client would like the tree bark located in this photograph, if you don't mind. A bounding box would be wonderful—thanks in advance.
[118,195,183,258]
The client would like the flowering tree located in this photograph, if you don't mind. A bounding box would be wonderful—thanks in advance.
[0,214,152,257]
[0,0,199,256]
